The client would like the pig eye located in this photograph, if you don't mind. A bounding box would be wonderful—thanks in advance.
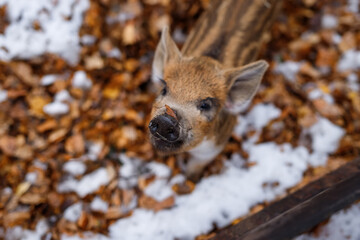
[161,87,167,96]
[160,79,167,96]
[198,98,212,111]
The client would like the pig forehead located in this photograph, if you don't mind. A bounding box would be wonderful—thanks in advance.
[164,61,227,100]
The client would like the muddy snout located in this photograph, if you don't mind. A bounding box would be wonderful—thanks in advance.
[149,114,180,142]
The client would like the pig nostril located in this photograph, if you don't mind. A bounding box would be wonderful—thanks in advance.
[149,121,159,134]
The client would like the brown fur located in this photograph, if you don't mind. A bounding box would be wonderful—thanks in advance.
[149,0,282,176]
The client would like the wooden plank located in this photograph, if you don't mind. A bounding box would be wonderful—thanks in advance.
[212,158,360,240]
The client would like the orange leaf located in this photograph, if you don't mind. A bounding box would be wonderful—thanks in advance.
[165,105,177,120]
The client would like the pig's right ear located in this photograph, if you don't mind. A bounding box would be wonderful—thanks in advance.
[152,27,181,83]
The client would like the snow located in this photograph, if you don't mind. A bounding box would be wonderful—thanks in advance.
[81,35,97,46]
[296,202,360,240]
[347,73,359,91]
[107,48,122,59]
[63,161,86,176]
[40,75,59,86]
[173,28,187,44]
[274,61,303,82]
[118,154,142,189]
[0,0,89,65]
[332,33,342,44]
[4,219,49,240]
[58,168,110,197]
[146,162,172,178]
[43,88,72,116]
[0,89,8,103]
[144,179,174,202]
[306,117,345,166]
[321,14,338,29]
[25,172,38,184]
[54,90,72,102]
[337,50,360,72]
[108,104,344,240]
[308,89,334,104]
[72,71,92,90]
[308,117,345,155]
[234,103,281,137]
[90,197,109,213]
[348,0,359,12]
[87,141,103,161]
[64,202,83,222]
[43,102,69,116]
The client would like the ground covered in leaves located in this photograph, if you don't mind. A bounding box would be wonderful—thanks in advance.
[0,0,359,239]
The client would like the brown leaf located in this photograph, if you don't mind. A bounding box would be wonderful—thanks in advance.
[3,211,31,227]
[77,211,88,229]
[313,99,343,118]
[339,32,356,52]
[20,193,46,204]
[27,96,50,117]
[165,104,177,119]
[139,195,174,211]
[105,207,123,219]
[48,128,68,143]
[65,134,85,155]
[10,62,39,86]
[299,62,321,79]
[316,47,338,67]
[0,135,17,156]
[15,145,34,159]
[37,119,58,133]
[172,180,195,195]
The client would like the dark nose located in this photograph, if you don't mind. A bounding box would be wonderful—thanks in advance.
[149,114,180,142]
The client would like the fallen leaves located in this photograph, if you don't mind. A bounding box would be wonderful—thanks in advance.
[0,0,359,239]
[139,195,175,211]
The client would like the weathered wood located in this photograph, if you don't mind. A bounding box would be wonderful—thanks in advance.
[212,158,360,240]
[181,0,283,68]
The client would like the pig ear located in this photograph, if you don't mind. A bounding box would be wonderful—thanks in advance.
[224,60,269,114]
[152,27,182,83]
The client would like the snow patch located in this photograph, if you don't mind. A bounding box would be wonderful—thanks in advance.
[40,74,59,86]
[347,73,359,91]
[337,50,360,72]
[81,35,97,46]
[118,154,143,189]
[43,101,69,116]
[309,117,345,154]
[347,0,359,12]
[0,89,8,103]
[296,202,360,240]
[72,71,92,90]
[5,219,49,240]
[0,0,90,64]
[274,61,303,82]
[63,161,86,176]
[25,172,38,184]
[308,89,334,104]
[54,90,72,102]
[234,103,281,137]
[58,168,110,197]
[64,202,83,222]
[91,197,109,213]
[321,14,338,29]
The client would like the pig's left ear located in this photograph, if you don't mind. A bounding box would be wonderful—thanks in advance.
[224,60,269,114]
[152,27,182,83]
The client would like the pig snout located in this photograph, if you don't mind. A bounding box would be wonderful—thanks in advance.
[149,114,180,142]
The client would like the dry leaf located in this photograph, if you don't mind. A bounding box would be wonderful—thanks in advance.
[165,104,177,119]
